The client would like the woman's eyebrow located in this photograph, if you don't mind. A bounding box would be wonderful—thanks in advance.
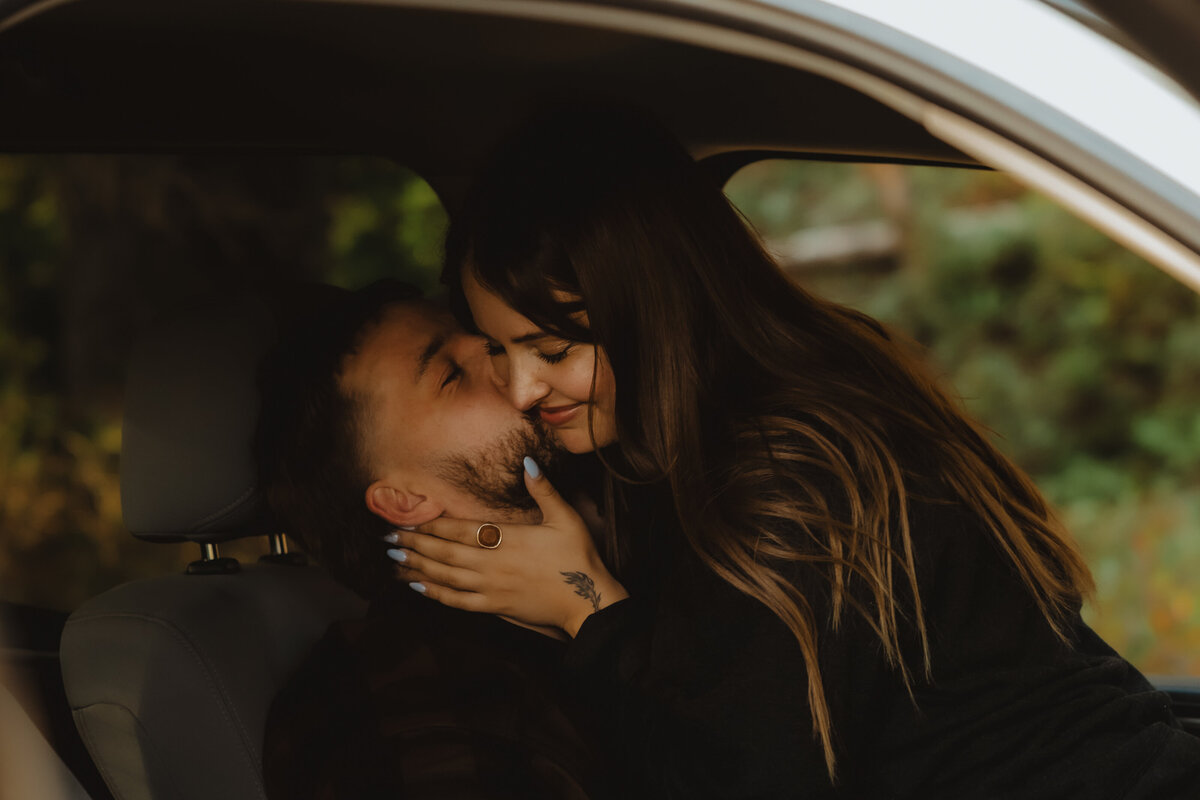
[511,331,550,344]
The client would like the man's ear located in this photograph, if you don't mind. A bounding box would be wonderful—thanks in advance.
[365,481,444,527]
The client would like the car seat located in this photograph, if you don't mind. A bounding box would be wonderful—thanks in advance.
[59,293,367,800]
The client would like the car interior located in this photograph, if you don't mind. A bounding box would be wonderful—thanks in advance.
[1,2,1197,799]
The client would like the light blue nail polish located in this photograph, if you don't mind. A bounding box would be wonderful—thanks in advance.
[386,548,408,563]
[382,532,399,544]
[409,582,427,594]
[523,456,541,479]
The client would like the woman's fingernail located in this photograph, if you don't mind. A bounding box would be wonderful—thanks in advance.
[398,525,416,531]
[408,582,427,594]
[382,532,400,544]
[386,548,408,563]
[523,456,541,479]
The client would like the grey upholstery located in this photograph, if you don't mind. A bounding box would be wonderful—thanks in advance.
[60,291,368,800]
[61,567,364,800]
[121,296,276,543]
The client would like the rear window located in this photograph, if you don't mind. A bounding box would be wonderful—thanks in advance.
[0,155,446,610]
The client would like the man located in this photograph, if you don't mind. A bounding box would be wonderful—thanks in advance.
[255,280,607,799]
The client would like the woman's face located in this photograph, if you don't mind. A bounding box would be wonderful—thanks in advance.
[463,272,617,454]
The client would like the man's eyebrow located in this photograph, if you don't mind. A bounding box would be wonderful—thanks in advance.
[415,331,449,383]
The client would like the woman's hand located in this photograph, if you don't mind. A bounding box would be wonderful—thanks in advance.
[387,458,628,637]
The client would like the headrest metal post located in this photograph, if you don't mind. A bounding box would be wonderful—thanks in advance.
[259,533,307,566]
[186,542,241,575]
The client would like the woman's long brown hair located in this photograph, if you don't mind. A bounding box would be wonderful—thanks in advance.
[443,106,1094,780]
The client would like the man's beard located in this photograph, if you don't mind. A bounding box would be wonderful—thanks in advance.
[435,418,566,515]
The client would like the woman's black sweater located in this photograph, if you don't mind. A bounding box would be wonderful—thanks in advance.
[564,486,1200,798]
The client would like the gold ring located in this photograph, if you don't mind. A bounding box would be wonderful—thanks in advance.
[475,522,503,549]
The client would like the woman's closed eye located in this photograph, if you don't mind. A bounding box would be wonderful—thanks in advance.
[484,338,572,365]
[536,344,573,365]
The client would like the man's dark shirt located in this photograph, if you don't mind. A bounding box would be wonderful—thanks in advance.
[263,585,608,800]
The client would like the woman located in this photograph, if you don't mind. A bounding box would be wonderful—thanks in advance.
[388,107,1200,798]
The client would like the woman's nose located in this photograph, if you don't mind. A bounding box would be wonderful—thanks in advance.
[504,359,550,412]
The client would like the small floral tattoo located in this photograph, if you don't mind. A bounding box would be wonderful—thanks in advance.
[561,571,601,612]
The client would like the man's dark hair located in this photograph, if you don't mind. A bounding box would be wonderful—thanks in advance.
[254,279,423,598]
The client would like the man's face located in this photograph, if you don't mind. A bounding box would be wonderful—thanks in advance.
[341,302,559,525]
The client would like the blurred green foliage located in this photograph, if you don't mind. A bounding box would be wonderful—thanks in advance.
[324,158,448,293]
[729,161,1200,673]
[0,158,136,608]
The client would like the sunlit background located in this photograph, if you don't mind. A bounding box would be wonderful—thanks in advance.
[0,154,1196,675]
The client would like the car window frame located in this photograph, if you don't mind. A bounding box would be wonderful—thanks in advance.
[303,0,1200,294]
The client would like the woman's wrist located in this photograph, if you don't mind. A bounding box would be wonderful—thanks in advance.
[563,575,629,638]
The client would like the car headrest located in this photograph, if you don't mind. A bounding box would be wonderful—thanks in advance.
[121,294,280,543]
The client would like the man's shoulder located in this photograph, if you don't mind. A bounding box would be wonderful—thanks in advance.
[262,589,488,741]
[261,614,375,799]
[260,592,460,798]
[262,589,606,799]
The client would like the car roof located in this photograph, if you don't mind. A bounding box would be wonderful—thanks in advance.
[2,0,1198,291]
[0,0,971,181]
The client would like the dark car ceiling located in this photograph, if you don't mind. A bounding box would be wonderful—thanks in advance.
[0,0,972,194]
[1081,0,1200,105]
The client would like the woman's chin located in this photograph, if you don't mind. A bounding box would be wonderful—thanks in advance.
[555,431,598,454]
[553,426,615,454]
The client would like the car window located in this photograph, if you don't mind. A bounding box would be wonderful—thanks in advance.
[0,155,446,611]
[726,158,1200,676]
[4,151,1195,679]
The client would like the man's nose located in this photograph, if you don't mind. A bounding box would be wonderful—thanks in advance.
[484,352,510,391]
[458,335,508,390]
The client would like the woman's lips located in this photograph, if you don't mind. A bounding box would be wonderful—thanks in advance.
[537,402,584,427]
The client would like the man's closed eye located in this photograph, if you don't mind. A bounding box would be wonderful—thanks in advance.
[441,363,463,389]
